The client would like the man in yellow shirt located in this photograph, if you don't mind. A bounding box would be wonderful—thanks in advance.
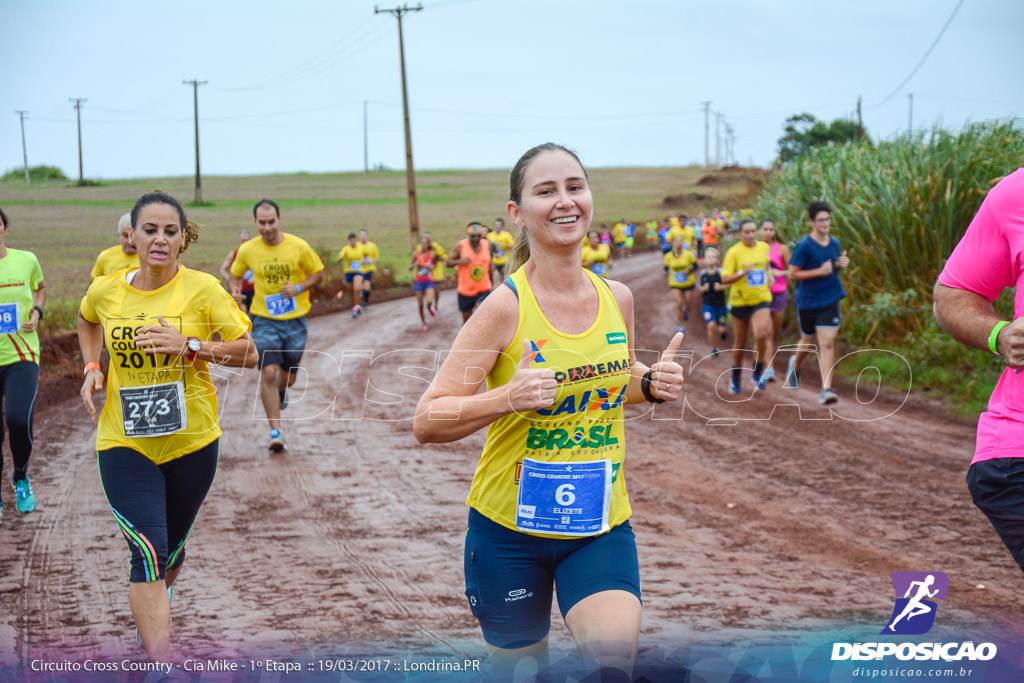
[357,229,379,310]
[90,213,139,279]
[487,217,515,285]
[230,199,324,452]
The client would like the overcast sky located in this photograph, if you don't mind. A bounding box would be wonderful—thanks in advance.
[2,0,1021,179]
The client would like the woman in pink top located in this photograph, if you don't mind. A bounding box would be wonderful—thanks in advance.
[934,167,1024,573]
[760,218,790,382]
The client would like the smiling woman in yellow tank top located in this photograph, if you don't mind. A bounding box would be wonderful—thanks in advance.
[415,143,684,681]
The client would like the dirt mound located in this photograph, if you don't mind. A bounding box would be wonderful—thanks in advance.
[662,192,713,208]
[696,165,768,188]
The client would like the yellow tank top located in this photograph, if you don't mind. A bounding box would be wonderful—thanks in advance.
[465,268,633,538]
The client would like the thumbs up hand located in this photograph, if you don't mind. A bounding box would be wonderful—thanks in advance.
[507,339,558,412]
[648,332,685,401]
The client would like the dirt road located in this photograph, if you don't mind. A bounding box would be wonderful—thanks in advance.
[2,252,1021,679]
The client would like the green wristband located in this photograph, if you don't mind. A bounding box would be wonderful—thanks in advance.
[989,320,1011,355]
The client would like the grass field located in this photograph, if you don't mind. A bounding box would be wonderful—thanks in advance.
[0,165,756,331]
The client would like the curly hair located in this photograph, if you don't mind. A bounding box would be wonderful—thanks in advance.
[130,190,201,253]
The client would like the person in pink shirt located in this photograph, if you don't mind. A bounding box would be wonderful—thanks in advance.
[760,217,790,382]
[934,167,1024,573]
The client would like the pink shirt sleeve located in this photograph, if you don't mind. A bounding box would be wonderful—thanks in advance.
[937,169,1024,305]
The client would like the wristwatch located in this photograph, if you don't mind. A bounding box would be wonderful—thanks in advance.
[185,337,202,362]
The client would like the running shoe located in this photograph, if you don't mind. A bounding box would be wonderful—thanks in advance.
[351,305,360,318]
[13,478,35,514]
[269,429,285,452]
[784,356,800,389]
[729,378,741,395]
[752,373,768,391]
[419,323,428,331]
[711,347,720,359]
[820,388,839,405]
[763,367,776,382]
[427,303,436,317]
[278,385,289,411]
[677,326,685,335]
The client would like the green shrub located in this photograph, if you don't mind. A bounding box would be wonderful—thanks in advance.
[2,165,69,182]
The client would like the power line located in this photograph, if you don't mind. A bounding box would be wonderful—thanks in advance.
[871,0,965,109]
[213,19,393,91]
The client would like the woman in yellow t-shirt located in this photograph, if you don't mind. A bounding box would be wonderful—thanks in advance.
[78,192,257,664]
[415,144,684,681]
[663,235,697,333]
[721,217,774,394]
[581,230,612,277]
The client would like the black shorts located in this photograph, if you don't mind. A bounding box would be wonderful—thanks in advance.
[458,291,490,313]
[968,458,1024,574]
[464,509,641,648]
[796,301,842,337]
[98,440,219,582]
[730,302,770,320]
[242,290,254,311]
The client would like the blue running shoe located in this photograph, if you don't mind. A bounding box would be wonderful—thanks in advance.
[752,373,768,391]
[729,378,741,395]
[13,478,35,514]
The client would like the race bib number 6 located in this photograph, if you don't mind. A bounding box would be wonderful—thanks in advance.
[0,303,20,335]
[515,458,611,536]
[120,381,187,437]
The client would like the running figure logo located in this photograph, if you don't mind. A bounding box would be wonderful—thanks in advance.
[881,571,948,635]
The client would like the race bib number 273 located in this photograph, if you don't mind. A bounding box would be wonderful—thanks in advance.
[120,381,187,437]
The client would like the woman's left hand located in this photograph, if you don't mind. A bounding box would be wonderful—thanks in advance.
[134,315,187,356]
[649,332,685,401]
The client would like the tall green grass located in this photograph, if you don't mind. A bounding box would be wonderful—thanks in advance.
[756,120,1023,414]
[755,120,1024,311]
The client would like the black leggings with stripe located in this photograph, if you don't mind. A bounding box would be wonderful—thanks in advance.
[98,440,218,583]
[0,360,38,490]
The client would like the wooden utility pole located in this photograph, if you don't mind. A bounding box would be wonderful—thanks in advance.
[364,100,369,173]
[715,112,723,167]
[701,101,711,166]
[856,95,864,143]
[725,124,734,165]
[69,98,87,183]
[183,79,207,204]
[15,111,29,184]
[908,93,913,134]
[375,4,423,247]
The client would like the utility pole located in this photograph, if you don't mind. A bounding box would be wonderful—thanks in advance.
[715,112,723,167]
[908,93,913,134]
[183,79,207,204]
[363,100,369,173]
[701,101,711,167]
[725,124,734,165]
[15,111,29,184]
[69,98,87,183]
[856,95,864,143]
[375,3,423,247]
